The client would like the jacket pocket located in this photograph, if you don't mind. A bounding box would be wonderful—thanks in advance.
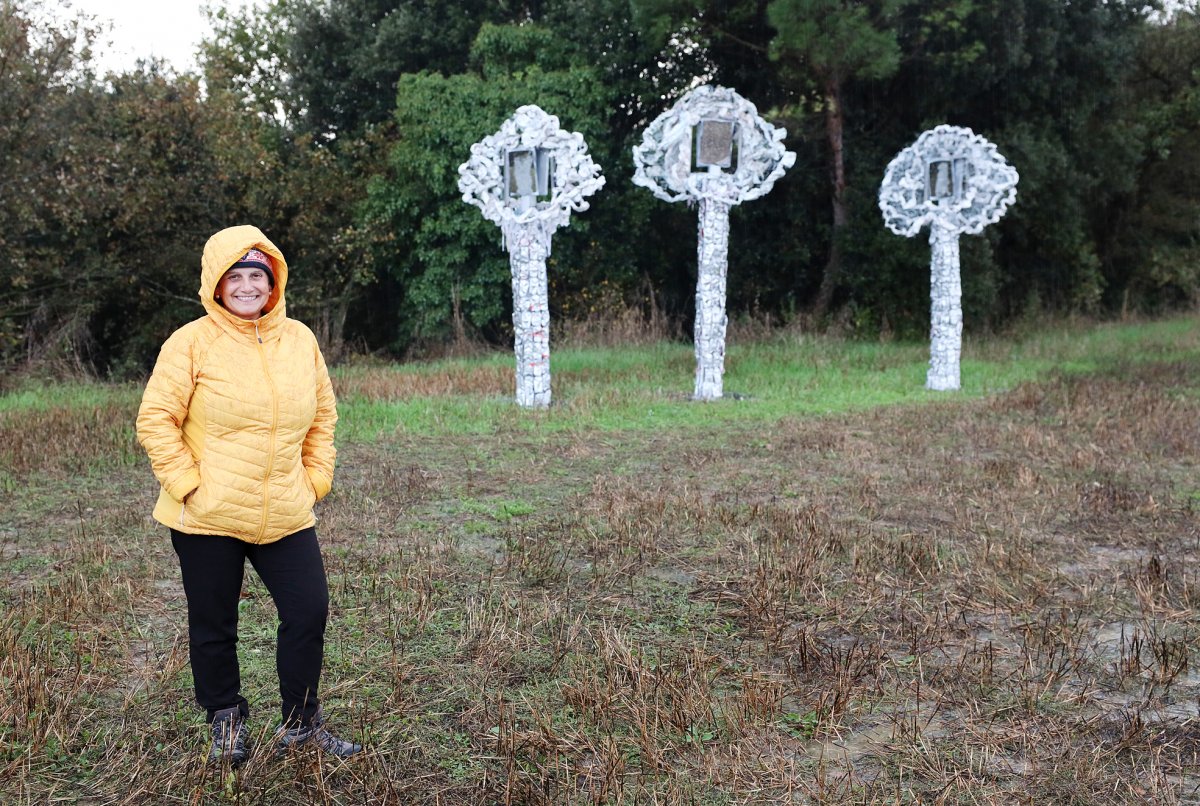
[299,467,317,510]
[181,463,208,529]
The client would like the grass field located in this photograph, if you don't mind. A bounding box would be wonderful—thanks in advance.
[3,316,1200,804]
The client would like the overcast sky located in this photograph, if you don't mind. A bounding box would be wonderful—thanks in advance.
[57,0,1200,75]
[67,0,215,74]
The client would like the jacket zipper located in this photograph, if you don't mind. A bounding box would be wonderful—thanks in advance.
[254,319,278,542]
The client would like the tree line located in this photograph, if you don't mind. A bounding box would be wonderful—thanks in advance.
[2,0,1198,378]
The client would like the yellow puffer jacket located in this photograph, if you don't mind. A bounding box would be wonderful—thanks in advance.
[136,225,337,544]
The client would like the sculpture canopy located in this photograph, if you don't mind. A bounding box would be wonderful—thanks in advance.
[632,85,795,206]
[458,104,605,249]
[879,124,1018,238]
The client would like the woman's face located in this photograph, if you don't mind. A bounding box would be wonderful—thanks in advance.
[217,267,272,320]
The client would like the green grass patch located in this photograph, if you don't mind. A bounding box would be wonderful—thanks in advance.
[331,315,1200,440]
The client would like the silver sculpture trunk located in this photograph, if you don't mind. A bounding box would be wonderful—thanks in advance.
[927,222,962,391]
[694,198,732,400]
[506,221,552,408]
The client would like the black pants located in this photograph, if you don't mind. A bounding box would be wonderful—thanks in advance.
[171,526,329,727]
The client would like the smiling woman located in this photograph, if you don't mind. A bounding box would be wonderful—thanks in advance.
[135,224,363,764]
[66,0,211,73]
[216,249,275,320]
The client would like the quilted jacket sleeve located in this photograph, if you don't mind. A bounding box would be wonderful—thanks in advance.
[136,327,201,503]
[302,338,337,501]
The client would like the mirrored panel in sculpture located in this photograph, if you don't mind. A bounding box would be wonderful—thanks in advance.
[536,150,555,200]
[925,158,973,203]
[695,119,735,170]
[927,159,954,200]
[953,158,969,199]
[506,148,538,199]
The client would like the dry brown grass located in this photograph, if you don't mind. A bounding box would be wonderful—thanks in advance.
[556,297,679,348]
[0,402,141,476]
[332,362,512,401]
[4,355,1200,803]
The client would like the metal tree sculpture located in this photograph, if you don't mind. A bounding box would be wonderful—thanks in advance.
[459,105,605,408]
[633,85,795,400]
[879,124,1018,391]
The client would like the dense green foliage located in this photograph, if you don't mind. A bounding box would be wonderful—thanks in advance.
[0,0,1197,378]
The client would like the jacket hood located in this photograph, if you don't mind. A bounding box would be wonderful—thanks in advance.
[200,225,288,327]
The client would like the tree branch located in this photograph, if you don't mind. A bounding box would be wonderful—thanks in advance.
[703,22,770,55]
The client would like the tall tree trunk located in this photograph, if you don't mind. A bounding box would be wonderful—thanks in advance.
[314,280,354,363]
[813,75,847,320]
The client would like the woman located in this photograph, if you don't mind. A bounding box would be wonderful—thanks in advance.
[137,225,361,765]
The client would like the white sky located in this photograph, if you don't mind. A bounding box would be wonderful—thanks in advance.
[67,0,214,74]
[54,0,1200,74]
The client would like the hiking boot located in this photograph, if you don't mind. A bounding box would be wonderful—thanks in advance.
[209,706,250,766]
[275,708,362,758]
